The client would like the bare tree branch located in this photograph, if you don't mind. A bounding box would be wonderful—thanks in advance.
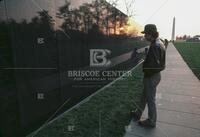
[124,0,135,17]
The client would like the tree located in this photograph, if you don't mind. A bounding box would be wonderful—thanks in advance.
[124,0,136,17]
[57,1,73,31]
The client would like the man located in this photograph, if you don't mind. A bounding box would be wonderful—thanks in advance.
[131,24,166,127]
[164,39,169,48]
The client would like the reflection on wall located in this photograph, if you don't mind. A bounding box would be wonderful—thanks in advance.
[0,0,145,137]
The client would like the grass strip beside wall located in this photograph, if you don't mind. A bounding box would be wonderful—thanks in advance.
[34,66,144,137]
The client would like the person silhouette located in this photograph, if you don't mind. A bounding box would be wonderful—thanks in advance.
[131,24,166,127]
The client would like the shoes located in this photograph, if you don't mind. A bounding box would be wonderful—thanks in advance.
[130,110,141,121]
[138,119,156,128]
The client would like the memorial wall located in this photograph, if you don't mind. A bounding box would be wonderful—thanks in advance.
[0,0,145,136]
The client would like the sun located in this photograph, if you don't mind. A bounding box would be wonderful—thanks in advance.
[126,18,143,36]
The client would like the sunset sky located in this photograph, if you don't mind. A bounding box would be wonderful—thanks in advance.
[1,0,199,39]
[113,0,200,39]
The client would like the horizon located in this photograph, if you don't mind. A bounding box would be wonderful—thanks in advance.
[112,0,200,39]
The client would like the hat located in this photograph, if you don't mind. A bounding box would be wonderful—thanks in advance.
[141,24,157,34]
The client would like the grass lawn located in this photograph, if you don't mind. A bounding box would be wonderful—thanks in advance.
[32,65,144,137]
[175,42,200,80]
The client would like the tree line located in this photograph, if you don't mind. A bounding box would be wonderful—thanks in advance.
[57,0,129,35]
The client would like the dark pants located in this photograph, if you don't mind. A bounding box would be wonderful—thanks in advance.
[138,72,161,125]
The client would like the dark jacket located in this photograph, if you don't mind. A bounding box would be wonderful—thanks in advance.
[143,38,166,77]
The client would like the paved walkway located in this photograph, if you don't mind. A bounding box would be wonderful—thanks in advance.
[124,43,200,137]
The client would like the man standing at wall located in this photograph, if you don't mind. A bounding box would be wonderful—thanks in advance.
[131,24,166,127]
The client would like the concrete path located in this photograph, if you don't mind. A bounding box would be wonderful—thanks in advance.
[124,43,200,137]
